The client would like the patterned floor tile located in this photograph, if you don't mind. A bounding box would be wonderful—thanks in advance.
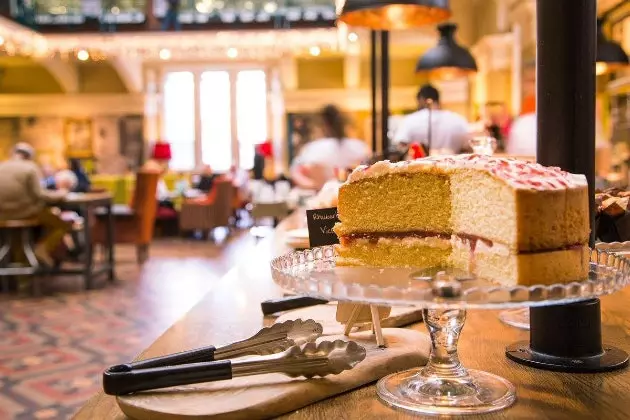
[0,232,255,419]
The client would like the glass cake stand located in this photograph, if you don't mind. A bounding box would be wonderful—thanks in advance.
[270,247,630,416]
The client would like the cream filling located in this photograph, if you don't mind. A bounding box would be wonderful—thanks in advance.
[451,236,513,256]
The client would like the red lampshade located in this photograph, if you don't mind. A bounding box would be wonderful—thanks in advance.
[151,142,172,160]
[408,143,426,159]
[257,141,274,158]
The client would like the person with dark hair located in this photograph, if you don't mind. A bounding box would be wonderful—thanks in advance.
[162,0,181,31]
[68,158,91,193]
[393,83,470,155]
[290,105,369,190]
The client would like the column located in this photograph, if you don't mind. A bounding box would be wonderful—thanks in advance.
[536,0,596,243]
[269,67,286,174]
[344,43,361,89]
[193,71,203,168]
[144,68,159,146]
[230,70,240,169]
[279,55,298,91]
[511,24,522,115]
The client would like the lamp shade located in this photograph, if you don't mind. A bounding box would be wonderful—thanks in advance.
[416,23,477,78]
[596,19,629,75]
[151,142,172,161]
[338,0,451,30]
[256,141,274,158]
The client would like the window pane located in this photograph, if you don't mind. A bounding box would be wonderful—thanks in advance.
[163,71,195,171]
[200,71,232,172]
[236,70,267,170]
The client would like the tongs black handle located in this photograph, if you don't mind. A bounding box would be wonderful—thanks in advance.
[103,360,232,396]
[125,346,217,370]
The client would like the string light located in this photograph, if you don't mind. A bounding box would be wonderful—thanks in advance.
[77,49,89,61]
[159,48,172,60]
[263,1,278,13]
[0,19,343,61]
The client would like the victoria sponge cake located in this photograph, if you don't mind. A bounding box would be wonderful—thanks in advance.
[333,154,590,286]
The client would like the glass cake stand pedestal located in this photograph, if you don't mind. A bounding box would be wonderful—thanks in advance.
[271,247,630,416]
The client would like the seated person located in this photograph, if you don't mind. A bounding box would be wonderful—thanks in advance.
[68,158,91,193]
[142,159,176,210]
[53,170,85,259]
[0,143,69,266]
[194,165,218,193]
[41,163,56,189]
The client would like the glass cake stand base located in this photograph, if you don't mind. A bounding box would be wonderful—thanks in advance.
[377,367,515,415]
[498,308,530,330]
[377,307,516,415]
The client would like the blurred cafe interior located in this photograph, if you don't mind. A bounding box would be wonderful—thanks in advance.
[0,0,628,419]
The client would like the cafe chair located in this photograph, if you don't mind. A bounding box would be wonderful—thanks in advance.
[179,179,234,239]
[93,171,159,264]
[0,218,42,295]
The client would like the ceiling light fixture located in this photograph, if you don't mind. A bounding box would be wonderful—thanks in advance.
[309,46,321,56]
[348,32,358,42]
[77,49,90,61]
[338,0,450,30]
[596,18,629,76]
[227,47,238,58]
[416,23,477,79]
[159,48,172,60]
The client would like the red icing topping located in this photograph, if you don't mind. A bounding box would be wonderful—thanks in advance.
[350,154,586,191]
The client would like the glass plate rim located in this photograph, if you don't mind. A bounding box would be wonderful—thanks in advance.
[270,245,630,310]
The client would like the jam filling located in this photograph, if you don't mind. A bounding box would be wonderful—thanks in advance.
[340,231,583,254]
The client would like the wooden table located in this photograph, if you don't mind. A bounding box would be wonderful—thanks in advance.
[74,212,630,419]
[55,192,115,289]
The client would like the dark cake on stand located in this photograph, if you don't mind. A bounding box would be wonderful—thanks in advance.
[595,188,630,242]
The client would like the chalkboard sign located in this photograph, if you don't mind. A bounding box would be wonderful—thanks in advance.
[306,207,340,247]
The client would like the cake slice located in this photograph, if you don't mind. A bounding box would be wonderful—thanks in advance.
[334,154,590,286]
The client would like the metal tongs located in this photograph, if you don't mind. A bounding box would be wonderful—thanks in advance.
[103,319,366,396]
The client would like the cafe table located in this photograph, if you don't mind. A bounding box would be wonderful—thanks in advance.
[73,211,630,419]
[55,191,116,289]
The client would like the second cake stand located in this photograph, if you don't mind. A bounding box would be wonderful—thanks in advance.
[270,247,630,416]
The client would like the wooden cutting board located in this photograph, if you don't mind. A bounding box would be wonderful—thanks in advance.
[276,303,423,335]
[117,328,430,420]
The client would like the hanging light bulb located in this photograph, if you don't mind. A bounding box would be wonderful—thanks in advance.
[159,48,172,60]
[596,19,629,76]
[77,49,90,61]
[416,23,477,79]
[338,0,450,30]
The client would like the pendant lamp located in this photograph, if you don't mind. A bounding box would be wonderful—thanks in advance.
[596,19,629,76]
[338,0,451,30]
[416,23,477,79]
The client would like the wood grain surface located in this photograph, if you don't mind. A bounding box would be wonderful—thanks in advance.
[276,303,423,335]
[73,211,630,420]
[116,329,430,420]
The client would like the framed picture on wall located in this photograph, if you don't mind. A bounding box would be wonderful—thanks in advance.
[64,118,93,158]
[119,115,145,172]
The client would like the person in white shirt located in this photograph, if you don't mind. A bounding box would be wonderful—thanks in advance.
[393,84,470,154]
[506,113,536,157]
[291,105,370,190]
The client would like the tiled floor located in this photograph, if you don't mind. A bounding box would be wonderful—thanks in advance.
[0,230,256,420]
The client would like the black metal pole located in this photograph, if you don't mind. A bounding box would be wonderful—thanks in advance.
[506,0,628,373]
[536,0,596,245]
[380,30,390,154]
[370,30,378,153]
